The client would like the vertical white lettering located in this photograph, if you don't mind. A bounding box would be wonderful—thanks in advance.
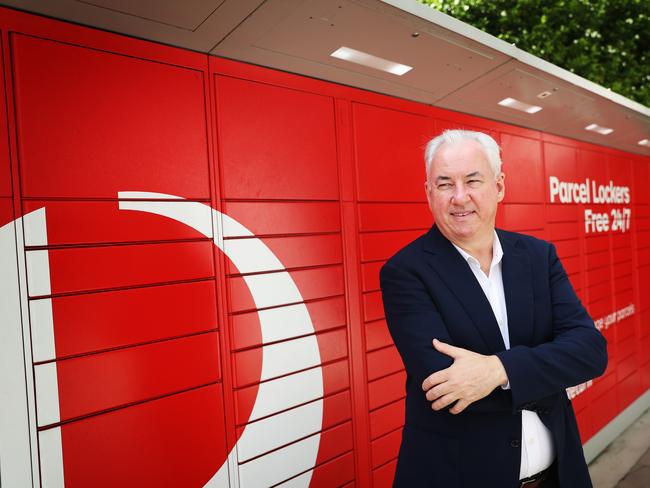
[591,180,600,203]
[549,176,560,203]
[585,209,593,233]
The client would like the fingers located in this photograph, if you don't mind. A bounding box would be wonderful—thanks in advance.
[422,369,448,392]
[431,392,459,411]
[449,399,470,415]
[432,338,466,358]
[428,387,474,413]
[423,341,485,414]
[425,382,451,402]
[423,340,472,391]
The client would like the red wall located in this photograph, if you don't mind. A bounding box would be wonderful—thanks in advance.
[0,7,648,487]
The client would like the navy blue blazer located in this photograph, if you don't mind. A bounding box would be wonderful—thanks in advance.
[380,225,608,488]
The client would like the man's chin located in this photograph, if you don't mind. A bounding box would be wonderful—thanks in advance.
[438,224,477,243]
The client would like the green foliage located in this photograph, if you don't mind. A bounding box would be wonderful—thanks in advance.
[419,0,650,107]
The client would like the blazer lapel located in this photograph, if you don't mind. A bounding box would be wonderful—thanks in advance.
[422,225,506,354]
[497,229,535,348]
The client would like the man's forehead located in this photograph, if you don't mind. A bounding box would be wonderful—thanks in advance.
[430,140,491,176]
[435,140,486,160]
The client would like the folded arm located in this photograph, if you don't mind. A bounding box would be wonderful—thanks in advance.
[380,261,454,386]
[495,243,608,411]
[380,261,512,414]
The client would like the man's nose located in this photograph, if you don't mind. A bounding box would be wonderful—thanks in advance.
[451,184,470,204]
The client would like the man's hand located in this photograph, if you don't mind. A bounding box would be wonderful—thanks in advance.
[422,339,508,414]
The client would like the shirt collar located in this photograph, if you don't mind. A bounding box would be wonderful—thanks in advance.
[452,231,503,268]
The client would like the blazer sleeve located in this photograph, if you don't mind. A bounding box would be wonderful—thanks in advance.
[496,243,608,411]
[381,260,514,413]
[380,260,453,388]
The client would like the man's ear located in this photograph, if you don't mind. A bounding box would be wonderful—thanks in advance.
[496,172,506,202]
[424,180,434,213]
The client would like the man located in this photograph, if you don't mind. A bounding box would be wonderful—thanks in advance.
[380,130,607,487]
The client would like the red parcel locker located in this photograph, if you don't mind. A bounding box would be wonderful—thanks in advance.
[0,6,648,488]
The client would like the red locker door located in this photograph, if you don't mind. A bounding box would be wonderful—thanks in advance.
[11,32,228,487]
[353,101,434,484]
[215,71,355,487]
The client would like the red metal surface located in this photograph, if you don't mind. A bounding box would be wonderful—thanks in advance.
[56,332,221,423]
[215,75,339,200]
[223,201,341,236]
[44,280,218,358]
[60,384,227,487]
[38,241,215,296]
[224,234,343,275]
[0,35,10,198]
[501,133,545,204]
[12,35,210,200]
[22,200,212,245]
[307,451,355,487]
[353,102,433,202]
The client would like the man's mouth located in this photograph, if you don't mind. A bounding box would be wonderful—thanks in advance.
[451,210,474,217]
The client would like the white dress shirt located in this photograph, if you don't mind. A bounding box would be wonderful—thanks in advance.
[452,232,555,479]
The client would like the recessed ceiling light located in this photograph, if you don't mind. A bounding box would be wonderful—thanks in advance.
[639,139,650,147]
[585,123,614,135]
[498,97,542,114]
[330,47,412,76]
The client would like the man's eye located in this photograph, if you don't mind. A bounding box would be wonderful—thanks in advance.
[437,183,452,190]
[467,180,482,186]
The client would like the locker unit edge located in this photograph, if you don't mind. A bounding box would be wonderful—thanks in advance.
[0,6,648,488]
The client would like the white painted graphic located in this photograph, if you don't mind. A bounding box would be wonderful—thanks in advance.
[118,192,324,488]
[1,209,49,487]
[2,196,324,488]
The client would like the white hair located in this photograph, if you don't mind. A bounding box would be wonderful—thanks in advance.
[424,129,502,179]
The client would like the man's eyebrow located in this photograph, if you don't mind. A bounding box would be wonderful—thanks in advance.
[435,172,484,182]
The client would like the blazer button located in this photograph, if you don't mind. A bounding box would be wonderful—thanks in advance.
[510,439,521,448]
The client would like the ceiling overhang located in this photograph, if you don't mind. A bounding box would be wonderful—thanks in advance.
[1,0,648,155]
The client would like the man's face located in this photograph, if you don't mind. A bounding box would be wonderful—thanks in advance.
[425,140,505,246]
